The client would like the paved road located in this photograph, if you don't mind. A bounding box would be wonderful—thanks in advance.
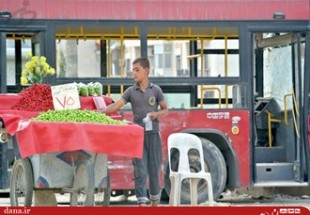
[1,192,309,209]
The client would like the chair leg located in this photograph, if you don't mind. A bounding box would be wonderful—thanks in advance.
[206,174,214,206]
[169,176,176,206]
[169,176,181,206]
[191,179,199,206]
[175,177,182,206]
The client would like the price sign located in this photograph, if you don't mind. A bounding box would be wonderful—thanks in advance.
[51,83,81,110]
[93,96,107,111]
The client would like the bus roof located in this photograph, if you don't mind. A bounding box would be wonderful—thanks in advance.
[1,0,309,21]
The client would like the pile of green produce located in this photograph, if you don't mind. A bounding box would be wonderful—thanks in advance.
[33,109,125,125]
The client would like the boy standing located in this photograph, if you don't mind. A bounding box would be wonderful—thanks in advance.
[102,57,168,206]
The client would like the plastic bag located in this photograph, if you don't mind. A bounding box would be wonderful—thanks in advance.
[87,82,95,96]
[78,82,89,96]
[93,82,103,96]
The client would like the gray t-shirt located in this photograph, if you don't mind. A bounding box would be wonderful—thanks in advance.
[122,82,165,133]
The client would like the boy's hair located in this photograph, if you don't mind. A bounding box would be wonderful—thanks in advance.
[133,57,150,69]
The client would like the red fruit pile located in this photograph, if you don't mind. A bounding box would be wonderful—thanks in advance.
[11,84,54,111]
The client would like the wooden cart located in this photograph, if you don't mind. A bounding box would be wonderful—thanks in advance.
[10,150,110,206]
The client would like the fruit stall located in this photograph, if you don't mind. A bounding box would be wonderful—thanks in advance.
[0,83,144,206]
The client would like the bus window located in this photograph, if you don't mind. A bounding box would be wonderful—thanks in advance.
[146,40,190,77]
[56,39,101,78]
[107,39,141,78]
[197,39,239,77]
[6,38,31,86]
[105,39,191,78]
[263,44,293,110]
[197,84,243,109]
[165,93,191,109]
[108,92,191,110]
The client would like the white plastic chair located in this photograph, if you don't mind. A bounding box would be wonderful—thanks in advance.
[168,133,214,206]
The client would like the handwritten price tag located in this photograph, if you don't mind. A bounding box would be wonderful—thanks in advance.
[51,83,81,110]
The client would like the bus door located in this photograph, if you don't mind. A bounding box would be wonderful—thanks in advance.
[253,31,309,185]
[0,31,43,93]
[305,32,310,185]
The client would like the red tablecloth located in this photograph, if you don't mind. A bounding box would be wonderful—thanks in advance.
[0,94,141,158]
[0,94,22,110]
[0,111,40,135]
[0,111,143,159]
[15,121,144,159]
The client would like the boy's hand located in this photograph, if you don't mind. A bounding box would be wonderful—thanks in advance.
[148,112,158,120]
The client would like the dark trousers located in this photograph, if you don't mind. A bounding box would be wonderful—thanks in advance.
[132,132,162,204]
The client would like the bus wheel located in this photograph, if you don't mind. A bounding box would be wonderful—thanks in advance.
[164,137,227,204]
[199,137,227,200]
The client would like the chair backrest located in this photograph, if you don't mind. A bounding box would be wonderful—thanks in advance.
[168,133,205,174]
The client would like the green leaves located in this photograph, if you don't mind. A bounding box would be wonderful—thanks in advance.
[33,109,125,125]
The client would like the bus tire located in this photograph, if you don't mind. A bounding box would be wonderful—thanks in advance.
[199,137,227,200]
[164,136,227,204]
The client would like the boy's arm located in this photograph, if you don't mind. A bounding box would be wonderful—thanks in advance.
[102,98,125,114]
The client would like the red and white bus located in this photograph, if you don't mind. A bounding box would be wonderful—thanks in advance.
[0,0,309,204]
